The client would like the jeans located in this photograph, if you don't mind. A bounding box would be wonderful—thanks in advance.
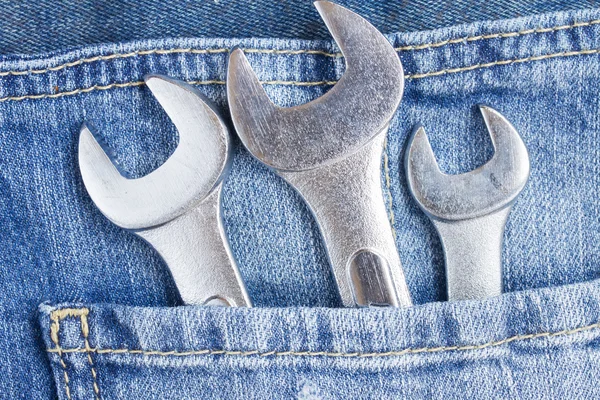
[2,4,600,399]
[0,0,597,54]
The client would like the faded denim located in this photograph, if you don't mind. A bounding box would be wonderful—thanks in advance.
[0,0,597,54]
[1,4,600,399]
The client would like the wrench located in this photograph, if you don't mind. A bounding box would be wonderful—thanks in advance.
[405,106,530,301]
[78,75,251,307]
[227,1,411,307]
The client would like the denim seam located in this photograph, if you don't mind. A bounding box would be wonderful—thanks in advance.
[46,314,600,359]
[395,19,600,51]
[49,311,72,400]
[1,18,599,78]
[49,308,101,400]
[407,48,600,79]
[2,48,599,104]
[80,312,101,400]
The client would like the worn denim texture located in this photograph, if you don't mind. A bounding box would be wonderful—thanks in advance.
[1,5,600,399]
[38,283,600,399]
[0,0,598,54]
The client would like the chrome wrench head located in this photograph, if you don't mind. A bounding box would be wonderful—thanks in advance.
[79,75,230,230]
[79,75,251,307]
[406,106,530,300]
[227,0,404,171]
[227,1,411,307]
[406,106,530,221]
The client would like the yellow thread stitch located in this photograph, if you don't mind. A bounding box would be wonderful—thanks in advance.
[244,48,339,57]
[47,319,600,359]
[0,79,337,103]
[1,18,599,78]
[395,19,600,51]
[1,47,598,104]
[50,308,100,400]
[187,79,337,87]
[50,310,76,400]
[80,312,101,400]
[0,81,145,103]
[52,307,89,320]
[0,48,228,77]
[407,48,600,79]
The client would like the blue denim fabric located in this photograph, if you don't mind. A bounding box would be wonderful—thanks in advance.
[0,0,597,54]
[1,5,600,399]
[38,282,600,399]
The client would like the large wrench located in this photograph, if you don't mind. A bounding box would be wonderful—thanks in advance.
[227,1,410,307]
[78,75,251,307]
[405,106,530,301]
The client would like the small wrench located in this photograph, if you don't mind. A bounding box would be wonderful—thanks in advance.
[405,106,530,301]
[78,75,251,307]
[227,1,411,307]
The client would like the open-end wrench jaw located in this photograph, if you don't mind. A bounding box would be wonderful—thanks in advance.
[406,106,530,221]
[227,0,404,171]
[227,1,411,308]
[79,75,250,307]
[405,106,530,301]
[79,75,231,231]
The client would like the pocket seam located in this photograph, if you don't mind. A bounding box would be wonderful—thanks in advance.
[49,308,101,400]
[47,307,600,359]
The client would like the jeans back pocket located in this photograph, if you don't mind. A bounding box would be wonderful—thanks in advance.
[40,280,600,399]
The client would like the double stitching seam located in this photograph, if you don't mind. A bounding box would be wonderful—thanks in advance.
[50,311,72,400]
[6,47,600,102]
[395,19,600,51]
[50,308,101,400]
[2,48,600,104]
[0,49,229,77]
[46,316,600,359]
[80,312,101,400]
[1,18,599,78]
[407,48,600,79]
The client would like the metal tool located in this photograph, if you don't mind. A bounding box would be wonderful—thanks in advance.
[227,1,411,307]
[405,106,529,301]
[78,75,251,307]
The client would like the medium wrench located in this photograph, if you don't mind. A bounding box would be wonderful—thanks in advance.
[227,1,411,307]
[78,75,251,307]
[405,106,530,301]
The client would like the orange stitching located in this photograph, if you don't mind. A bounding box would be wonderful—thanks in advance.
[1,18,599,78]
[47,317,600,359]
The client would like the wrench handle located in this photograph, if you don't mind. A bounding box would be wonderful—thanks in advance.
[137,184,251,307]
[282,135,412,307]
[432,207,511,301]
